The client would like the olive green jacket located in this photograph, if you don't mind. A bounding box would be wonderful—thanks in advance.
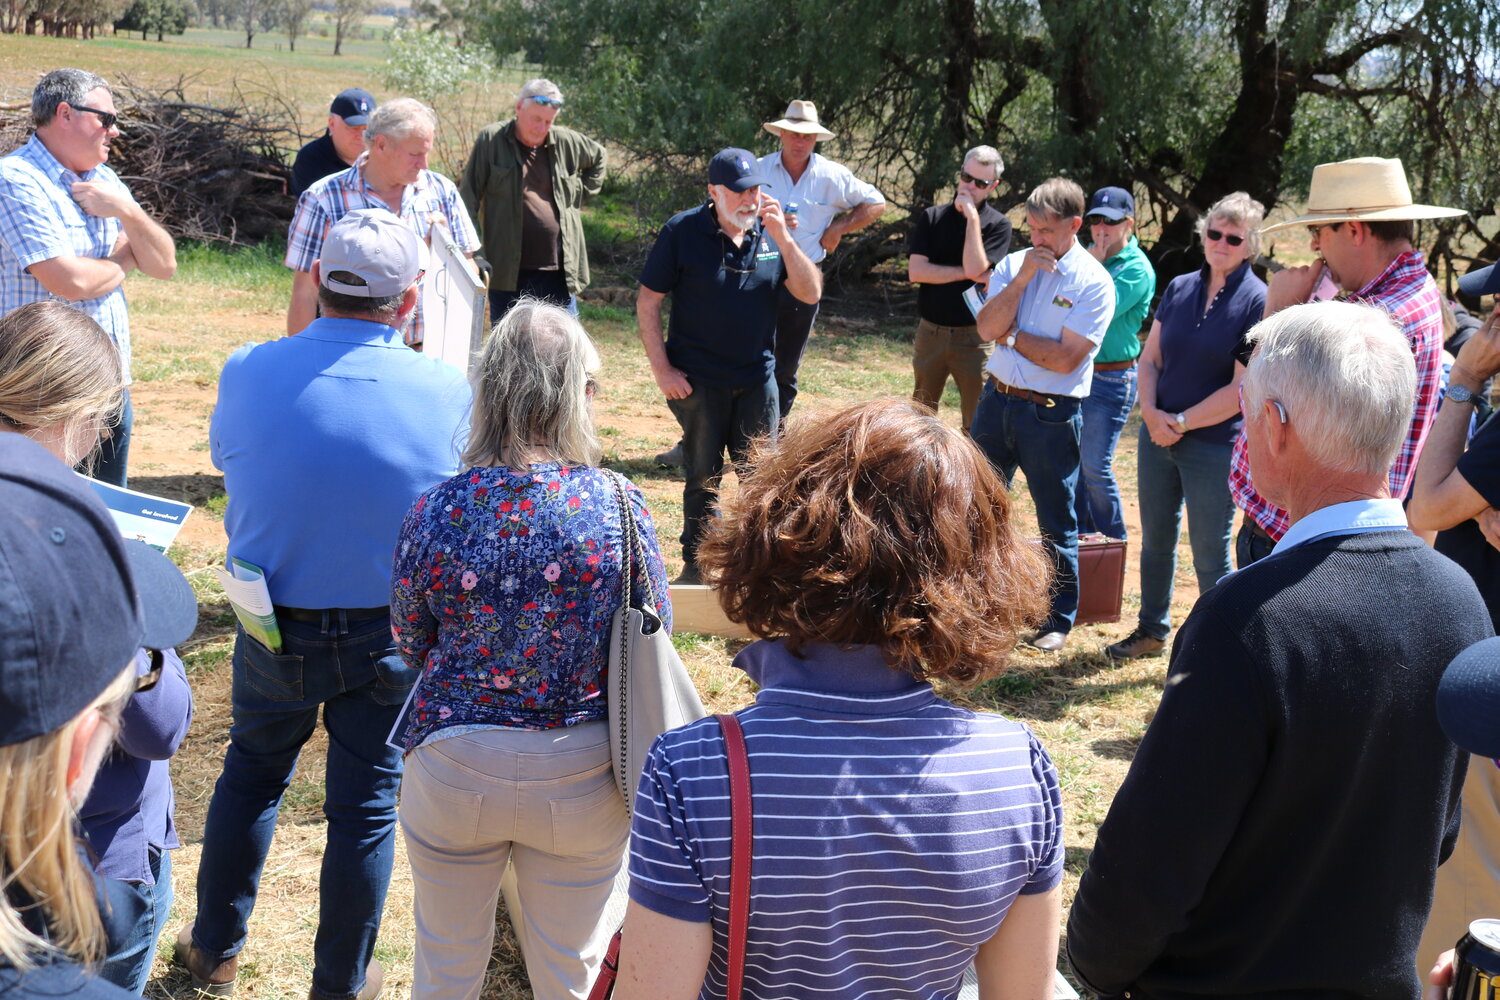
[459,120,606,295]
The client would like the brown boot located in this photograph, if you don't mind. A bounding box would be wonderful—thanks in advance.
[308,959,384,1000]
[173,923,238,996]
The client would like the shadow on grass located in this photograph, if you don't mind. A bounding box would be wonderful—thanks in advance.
[604,456,684,483]
[1089,736,1143,760]
[130,473,226,507]
[963,649,1166,722]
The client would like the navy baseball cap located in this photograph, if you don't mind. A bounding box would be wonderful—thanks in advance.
[0,434,196,746]
[708,148,767,192]
[1087,186,1135,221]
[330,88,375,126]
[1459,261,1500,298]
[1438,636,1500,758]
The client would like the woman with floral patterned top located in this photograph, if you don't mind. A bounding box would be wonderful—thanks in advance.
[390,299,671,1000]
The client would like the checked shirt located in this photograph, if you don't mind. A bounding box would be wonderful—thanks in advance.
[286,156,478,345]
[0,134,131,379]
[1229,250,1443,540]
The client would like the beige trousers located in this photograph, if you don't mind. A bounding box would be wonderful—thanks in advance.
[912,317,993,431]
[1418,757,1500,979]
[399,722,628,1000]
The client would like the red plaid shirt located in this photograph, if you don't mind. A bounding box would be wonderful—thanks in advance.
[1229,250,1443,540]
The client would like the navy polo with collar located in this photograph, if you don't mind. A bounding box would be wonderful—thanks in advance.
[639,200,787,387]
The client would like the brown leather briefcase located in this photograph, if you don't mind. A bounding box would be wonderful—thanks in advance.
[1076,534,1126,625]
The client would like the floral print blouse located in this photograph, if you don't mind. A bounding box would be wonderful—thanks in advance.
[390,463,671,749]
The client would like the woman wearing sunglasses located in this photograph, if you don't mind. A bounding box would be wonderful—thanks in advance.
[1107,192,1267,660]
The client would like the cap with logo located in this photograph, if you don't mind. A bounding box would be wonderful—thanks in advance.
[318,209,429,298]
[0,434,197,747]
[1087,187,1135,222]
[330,88,375,127]
[708,148,767,193]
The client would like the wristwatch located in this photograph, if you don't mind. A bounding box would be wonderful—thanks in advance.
[1445,384,1478,405]
[1174,412,1188,429]
[1004,329,1018,349]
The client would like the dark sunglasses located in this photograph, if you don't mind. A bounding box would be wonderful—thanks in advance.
[1204,227,1246,247]
[720,229,763,275]
[528,94,564,108]
[957,169,998,189]
[1087,215,1127,227]
[71,104,119,129]
[135,648,165,694]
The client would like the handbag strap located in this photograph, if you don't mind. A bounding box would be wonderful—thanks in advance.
[716,713,751,1000]
[607,470,661,615]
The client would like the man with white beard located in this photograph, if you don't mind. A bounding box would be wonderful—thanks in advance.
[636,147,821,583]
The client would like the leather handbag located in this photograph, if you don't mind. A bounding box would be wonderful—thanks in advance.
[588,713,752,1000]
[605,471,707,816]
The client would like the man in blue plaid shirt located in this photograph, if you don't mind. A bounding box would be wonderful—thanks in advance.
[286,98,478,348]
[0,68,176,486]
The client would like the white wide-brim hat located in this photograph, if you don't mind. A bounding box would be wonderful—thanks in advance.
[1261,157,1465,234]
[763,99,835,140]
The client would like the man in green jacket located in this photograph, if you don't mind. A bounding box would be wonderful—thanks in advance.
[460,79,605,319]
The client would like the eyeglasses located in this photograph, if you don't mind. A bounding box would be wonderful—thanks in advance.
[1204,228,1246,247]
[1087,215,1127,227]
[720,230,763,275]
[71,104,119,130]
[1305,221,1343,239]
[136,648,165,694]
[957,170,998,189]
[527,94,564,108]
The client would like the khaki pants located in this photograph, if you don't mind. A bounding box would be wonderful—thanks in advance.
[1418,757,1500,978]
[400,722,628,1000]
[912,318,992,430]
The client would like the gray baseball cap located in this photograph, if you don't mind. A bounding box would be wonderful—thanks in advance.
[318,209,429,298]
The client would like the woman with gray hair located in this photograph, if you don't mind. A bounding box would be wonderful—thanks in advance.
[390,299,672,1000]
[1108,192,1268,659]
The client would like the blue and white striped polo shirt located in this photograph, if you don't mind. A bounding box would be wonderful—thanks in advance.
[629,640,1064,1000]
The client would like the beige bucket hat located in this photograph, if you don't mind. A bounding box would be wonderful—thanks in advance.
[1261,157,1465,234]
[763,100,836,140]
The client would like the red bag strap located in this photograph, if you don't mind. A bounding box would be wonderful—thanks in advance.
[716,713,751,1000]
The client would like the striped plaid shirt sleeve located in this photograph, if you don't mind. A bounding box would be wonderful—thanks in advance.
[284,187,334,274]
[1229,252,1444,540]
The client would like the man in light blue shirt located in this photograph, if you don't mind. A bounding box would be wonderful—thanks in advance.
[973,178,1114,652]
[180,209,470,1000]
[0,68,177,487]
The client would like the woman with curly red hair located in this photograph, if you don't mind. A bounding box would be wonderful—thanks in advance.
[612,398,1066,1000]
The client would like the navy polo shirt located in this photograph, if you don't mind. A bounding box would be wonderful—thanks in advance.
[639,200,786,388]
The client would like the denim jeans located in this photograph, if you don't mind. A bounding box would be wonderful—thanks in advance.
[91,387,132,488]
[100,845,172,994]
[1136,425,1235,639]
[401,723,627,1000]
[488,269,578,321]
[773,283,820,420]
[667,376,778,568]
[970,382,1083,633]
[192,615,417,1000]
[1235,517,1278,569]
[1075,366,1138,539]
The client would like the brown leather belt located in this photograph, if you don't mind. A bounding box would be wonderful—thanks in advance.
[1094,359,1137,372]
[986,374,1060,408]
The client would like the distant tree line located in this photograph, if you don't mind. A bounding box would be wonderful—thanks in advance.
[474,0,1500,291]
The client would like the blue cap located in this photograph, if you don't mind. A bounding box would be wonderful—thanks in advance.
[1087,186,1135,221]
[1459,262,1500,299]
[0,436,193,746]
[707,148,767,193]
[1439,636,1500,758]
[330,88,375,126]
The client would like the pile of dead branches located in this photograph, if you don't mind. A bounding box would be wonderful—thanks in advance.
[0,77,298,245]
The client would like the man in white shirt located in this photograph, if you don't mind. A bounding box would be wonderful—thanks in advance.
[973,177,1115,652]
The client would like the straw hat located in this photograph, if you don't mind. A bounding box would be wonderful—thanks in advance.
[1261,157,1465,234]
[763,100,835,140]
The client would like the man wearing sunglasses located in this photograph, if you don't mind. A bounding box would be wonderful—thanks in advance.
[972,177,1116,652]
[1233,156,1464,565]
[461,78,605,320]
[1075,186,1155,542]
[0,68,177,489]
[908,145,1012,431]
[637,148,821,584]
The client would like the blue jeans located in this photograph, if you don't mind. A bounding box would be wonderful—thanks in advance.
[970,382,1083,633]
[488,269,578,320]
[773,283,820,420]
[100,845,172,994]
[1136,425,1235,638]
[1075,366,1137,539]
[192,615,417,999]
[1235,517,1277,569]
[91,387,132,487]
[666,376,778,567]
